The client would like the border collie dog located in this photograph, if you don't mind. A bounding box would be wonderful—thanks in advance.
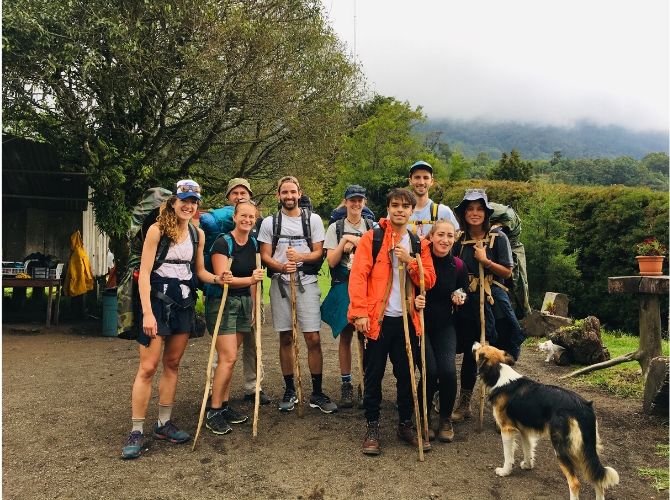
[473,342,619,500]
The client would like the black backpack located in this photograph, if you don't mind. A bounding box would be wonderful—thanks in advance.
[269,208,324,276]
[371,227,421,264]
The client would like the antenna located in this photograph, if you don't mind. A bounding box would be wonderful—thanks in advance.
[353,0,357,58]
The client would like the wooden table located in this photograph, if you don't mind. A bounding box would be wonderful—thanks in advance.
[2,277,62,327]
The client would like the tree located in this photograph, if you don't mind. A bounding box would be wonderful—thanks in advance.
[3,0,360,260]
[488,149,533,181]
[329,98,444,216]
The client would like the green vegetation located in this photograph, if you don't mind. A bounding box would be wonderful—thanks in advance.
[3,0,361,267]
[569,330,669,399]
[638,446,669,493]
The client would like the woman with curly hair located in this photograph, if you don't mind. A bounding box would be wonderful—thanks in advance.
[122,179,227,460]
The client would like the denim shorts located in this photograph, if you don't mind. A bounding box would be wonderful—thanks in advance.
[206,295,252,335]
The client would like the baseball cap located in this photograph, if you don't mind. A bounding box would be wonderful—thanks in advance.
[344,184,367,200]
[175,179,202,201]
[225,178,253,198]
[409,160,433,176]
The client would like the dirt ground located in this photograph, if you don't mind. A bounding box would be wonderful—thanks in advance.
[2,317,668,500]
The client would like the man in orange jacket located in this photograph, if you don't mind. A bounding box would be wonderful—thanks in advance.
[348,188,436,455]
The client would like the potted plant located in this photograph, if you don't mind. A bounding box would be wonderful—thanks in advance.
[635,237,667,276]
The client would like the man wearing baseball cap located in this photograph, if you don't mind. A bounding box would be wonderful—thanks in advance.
[215,178,271,405]
[407,161,459,238]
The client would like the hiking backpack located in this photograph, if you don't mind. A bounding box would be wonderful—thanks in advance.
[116,188,200,340]
[489,202,530,318]
[328,217,376,285]
[327,205,376,226]
[407,201,440,233]
[203,232,258,298]
[371,227,421,264]
[268,207,325,277]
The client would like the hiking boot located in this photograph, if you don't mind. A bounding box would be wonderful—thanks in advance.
[339,382,354,409]
[397,421,431,451]
[206,409,232,435]
[438,418,455,443]
[451,390,473,423]
[433,391,440,414]
[220,405,248,424]
[243,391,271,405]
[121,431,144,460]
[153,420,190,444]
[309,392,338,414]
[425,413,436,441]
[278,388,297,412]
[362,420,381,455]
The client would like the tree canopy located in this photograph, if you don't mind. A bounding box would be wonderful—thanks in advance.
[3,0,361,246]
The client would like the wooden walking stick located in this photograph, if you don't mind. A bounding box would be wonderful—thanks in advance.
[193,258,233,451]
[289,271,304,418]
[399,259,424,462]
[477,240,487,432]
[252,253,263,438]
[416,256,429,444]
[355,330,365,401]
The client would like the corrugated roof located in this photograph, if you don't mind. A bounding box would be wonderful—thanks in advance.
[2,135,89,211]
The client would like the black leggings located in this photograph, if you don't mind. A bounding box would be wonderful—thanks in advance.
[421,321,458,417]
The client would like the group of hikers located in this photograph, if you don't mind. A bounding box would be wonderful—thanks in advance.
[121,161,526,460]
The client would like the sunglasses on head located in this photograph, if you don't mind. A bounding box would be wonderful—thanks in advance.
[176,184,201,194]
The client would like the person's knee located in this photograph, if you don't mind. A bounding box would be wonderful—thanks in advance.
[137,360,159,380]
[279,331,293,348]
[162,353,183,372]
[303,332,321,351]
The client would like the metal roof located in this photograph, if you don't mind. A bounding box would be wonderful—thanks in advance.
[2,135,89,212]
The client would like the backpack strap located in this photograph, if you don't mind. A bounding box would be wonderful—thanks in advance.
[371,227,420,264]
[301,207,313,250]
[364,218,375,231]
[431,201,438,222]
[153,224,198,271]
[335,218,345,244]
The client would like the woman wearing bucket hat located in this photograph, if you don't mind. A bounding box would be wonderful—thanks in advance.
[122,179,227,459]
[448,188,524,422]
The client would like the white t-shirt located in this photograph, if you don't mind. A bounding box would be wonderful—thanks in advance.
[323,218,372,270]
[385,233,410,317]
[258,211,325,285]
[408,200,459,238]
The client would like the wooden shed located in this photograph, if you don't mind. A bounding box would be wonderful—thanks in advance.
[2,135,110,276]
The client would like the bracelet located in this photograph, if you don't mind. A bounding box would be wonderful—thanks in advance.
[213,275,218,284]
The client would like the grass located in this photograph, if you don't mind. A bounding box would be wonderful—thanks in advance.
[637,444,669,491]
[566,329,669,399]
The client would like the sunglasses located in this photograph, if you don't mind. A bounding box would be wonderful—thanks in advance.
[176,184,201,194]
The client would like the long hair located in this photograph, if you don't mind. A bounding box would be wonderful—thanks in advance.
[457,199,491,237]
[156,195,180,243]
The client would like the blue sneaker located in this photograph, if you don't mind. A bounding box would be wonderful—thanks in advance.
[153,420,190,444]
[121,431,144,460]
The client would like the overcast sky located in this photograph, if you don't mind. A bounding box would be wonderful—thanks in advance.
[323,0,669,132]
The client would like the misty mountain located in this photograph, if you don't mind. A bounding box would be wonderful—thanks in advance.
[420,120,669,160]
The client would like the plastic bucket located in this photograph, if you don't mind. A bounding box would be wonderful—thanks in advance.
[102,289,118,337]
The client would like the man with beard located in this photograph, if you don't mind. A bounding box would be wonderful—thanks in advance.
[407,161,459,238]
[258,176,337,414]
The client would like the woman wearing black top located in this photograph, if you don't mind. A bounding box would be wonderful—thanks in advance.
[205,201,264,436]
[415,220,468,442]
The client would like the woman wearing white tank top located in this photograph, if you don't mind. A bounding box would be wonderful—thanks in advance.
[121,179,227,460]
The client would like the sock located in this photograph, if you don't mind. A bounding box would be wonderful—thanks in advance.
[341,373,352,384]
[131,418,145,434]
[284,374,295,392]
[157,403,173,426]
[222,400,229,409]
[311,373,323,395]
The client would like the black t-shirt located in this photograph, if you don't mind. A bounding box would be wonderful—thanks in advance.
[211,235,257,296]
[425,252,469,324]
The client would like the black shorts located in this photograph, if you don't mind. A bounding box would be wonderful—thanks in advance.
[137,292,195,347]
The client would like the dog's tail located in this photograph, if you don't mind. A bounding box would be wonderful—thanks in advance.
[580,406,620,492]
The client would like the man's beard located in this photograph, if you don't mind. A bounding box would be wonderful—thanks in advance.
[281,199,297,210]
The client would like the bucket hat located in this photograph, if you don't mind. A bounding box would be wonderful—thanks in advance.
[453,188,494,219]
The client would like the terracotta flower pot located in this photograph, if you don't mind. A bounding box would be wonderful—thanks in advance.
[636,255,665,276]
